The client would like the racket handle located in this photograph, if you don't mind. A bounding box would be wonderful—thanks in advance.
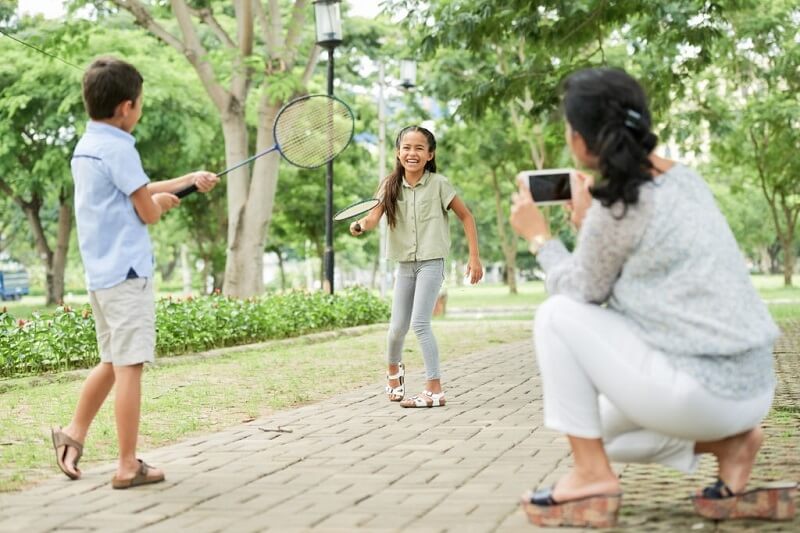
[354,222,362,233]
[175,184,198,198]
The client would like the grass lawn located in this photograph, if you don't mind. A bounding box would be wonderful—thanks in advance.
[446,281,548,309]
[444,275,800,321]
[0,320,531,492]
[768,303,800,322]
[4,274,798,318]
[751,274,800,301]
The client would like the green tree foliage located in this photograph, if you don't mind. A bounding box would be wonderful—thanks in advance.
[0,20,84,304]
[388,0,751,118]
[0,1,16,24]
[698,0,800,285]
[0,16,225,300]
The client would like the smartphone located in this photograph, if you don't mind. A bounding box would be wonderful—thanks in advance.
[518,169,573,205]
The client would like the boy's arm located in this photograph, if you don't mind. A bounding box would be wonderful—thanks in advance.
[147,171,218,195]
[131,186,179,225]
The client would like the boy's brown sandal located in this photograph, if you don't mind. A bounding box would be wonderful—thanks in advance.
[51,426,83,480]
[111,459,165,490]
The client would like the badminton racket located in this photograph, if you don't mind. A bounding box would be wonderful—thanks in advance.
[334,198,381,232]
[176,94,354,198]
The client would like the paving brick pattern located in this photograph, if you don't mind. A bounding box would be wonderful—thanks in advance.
[1,323,798,532]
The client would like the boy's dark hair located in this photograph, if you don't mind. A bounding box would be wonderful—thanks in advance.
[82,57,143,120]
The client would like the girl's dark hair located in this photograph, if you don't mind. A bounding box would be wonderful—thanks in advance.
[380,126,437,228]
[563,67,658,213]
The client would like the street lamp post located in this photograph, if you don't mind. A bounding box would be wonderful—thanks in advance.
[314,0,343,294]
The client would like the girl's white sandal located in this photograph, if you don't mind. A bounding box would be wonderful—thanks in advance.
[386,362,405,401]
[400,390,445,408]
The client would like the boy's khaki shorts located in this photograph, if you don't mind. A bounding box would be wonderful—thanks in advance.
[89,278,155,366]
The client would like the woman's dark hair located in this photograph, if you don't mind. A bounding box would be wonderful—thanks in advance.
[562,67,658,213]
[380,126,437,228]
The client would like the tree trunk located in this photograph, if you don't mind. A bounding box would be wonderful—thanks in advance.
[19,197,54,304]
[51,192,72,304]
[111,0,319,299]
[160,249,179,282]
[491,168,519,294]
[221,113,259,297]
[780,235,795,287]
[505,254,518,293]
[212,271,223,293]
[275,248,287,291]
[222,103,282,298]
[767,240,781,274]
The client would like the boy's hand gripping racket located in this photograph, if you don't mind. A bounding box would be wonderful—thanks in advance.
[176,94,354,198]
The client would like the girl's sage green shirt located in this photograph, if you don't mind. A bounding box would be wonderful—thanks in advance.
[382,171,457,262]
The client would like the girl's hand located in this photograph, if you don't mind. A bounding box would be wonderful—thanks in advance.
[510,179,551,242]
[565,171,594,229]
[349,220,364,236]
[465,257,483,285]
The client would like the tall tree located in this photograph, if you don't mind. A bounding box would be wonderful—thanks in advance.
[699,0,799,285]
[0,24,83,304]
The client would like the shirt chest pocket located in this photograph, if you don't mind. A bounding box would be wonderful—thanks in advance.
[417,198,443,222]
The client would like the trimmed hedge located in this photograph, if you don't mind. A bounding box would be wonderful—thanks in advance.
[0,288,389,378]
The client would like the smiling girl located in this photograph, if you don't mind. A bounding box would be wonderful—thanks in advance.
[351,125,483,408]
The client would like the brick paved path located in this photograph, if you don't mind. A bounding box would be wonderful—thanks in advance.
[1,326,798,532]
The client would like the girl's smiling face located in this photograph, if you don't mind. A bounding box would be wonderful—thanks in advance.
[397,130,434,174]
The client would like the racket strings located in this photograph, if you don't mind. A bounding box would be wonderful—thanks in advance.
[333,199,380,221]
[278,118,350,165]
[274,96,353,168]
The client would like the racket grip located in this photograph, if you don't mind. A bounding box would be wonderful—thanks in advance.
[354,222,362,233]
[175,184,198,198]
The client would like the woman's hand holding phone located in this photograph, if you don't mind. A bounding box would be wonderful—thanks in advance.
[565,171,594,229]
[510,175,551,242]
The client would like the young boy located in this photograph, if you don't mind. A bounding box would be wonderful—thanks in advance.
[51,57,219,489]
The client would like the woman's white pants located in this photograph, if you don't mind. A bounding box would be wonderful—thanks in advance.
[534,295,774,472]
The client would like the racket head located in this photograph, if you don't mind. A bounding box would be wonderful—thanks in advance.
[273,94,355,169]
[333,198,380,222]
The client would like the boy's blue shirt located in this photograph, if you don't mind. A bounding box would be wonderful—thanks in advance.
[71,121,153,291]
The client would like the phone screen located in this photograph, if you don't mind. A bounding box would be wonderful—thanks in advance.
[527,171,572,204]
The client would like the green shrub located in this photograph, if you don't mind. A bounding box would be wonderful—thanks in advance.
[0,288,389,378]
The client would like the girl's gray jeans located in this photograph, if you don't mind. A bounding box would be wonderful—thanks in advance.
[386,258,445,380]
